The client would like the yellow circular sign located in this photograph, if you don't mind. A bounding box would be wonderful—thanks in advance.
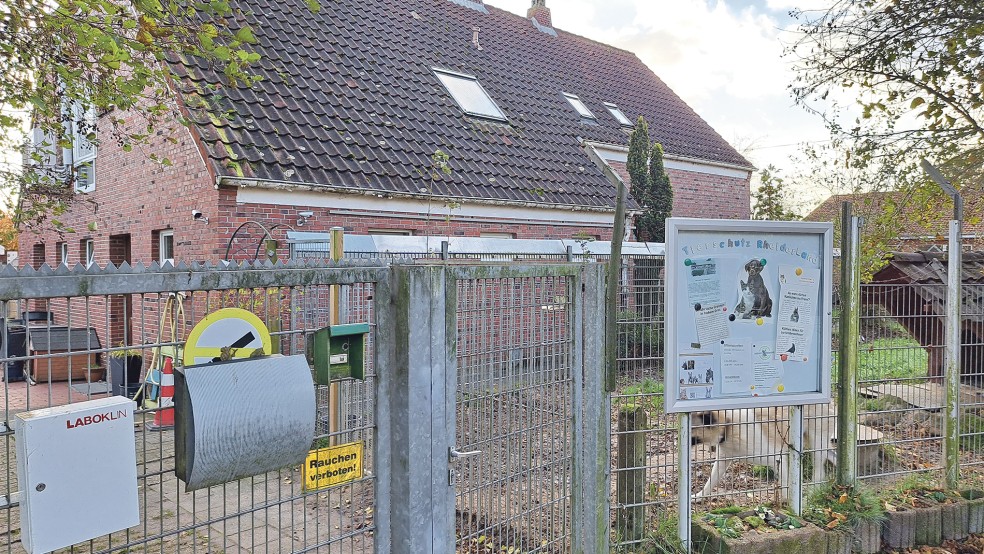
[183,308,273,366]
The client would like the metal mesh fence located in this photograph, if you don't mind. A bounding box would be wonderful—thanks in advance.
[0,273,377,554]
[608,254,984,550]
[453,275,575,553]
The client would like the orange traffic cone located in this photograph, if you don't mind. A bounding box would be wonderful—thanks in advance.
[148,356,175,431]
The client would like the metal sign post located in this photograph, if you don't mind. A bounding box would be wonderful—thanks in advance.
[329,227,344,446]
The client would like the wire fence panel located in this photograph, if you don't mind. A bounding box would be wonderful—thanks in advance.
[0,264,381,554]
[454,275,576,553]
[960,283,984,479]
[856,284,947,482]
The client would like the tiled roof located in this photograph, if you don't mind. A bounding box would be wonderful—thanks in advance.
[806,191,984,244]
[176,0,751,210]
[804,192,897,224]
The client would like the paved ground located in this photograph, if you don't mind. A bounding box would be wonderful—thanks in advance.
[1,378,101,413]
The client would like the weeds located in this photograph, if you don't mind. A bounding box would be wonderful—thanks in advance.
[804,482,886,530]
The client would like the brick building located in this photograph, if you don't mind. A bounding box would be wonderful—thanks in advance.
[21,0,753,268]
[805,192,983,252]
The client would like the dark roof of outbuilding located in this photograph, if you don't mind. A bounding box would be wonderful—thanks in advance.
[175,0,751,210]
[870,251,984,324]
[27,327,102,352]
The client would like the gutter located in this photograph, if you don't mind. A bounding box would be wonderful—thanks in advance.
[581,140,757,173]
[216,175,643,215]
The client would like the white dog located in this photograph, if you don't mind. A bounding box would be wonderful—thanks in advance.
[690,405,837,499]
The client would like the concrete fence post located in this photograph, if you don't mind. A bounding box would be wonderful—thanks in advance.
[944,219,963,489]
[573,263,611,554]
[376,265,454,553]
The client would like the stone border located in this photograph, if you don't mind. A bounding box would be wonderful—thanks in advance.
[693,492,984,553]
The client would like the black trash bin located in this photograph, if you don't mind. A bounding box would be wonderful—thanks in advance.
[3,324,27,382]
[110,355,143,398]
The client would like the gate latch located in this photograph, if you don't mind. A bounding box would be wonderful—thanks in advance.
[449,447,482,460]
[448,447,482,486]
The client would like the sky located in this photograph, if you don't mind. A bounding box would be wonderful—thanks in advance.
[493,0,834,212]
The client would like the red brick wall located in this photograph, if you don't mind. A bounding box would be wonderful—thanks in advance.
[667,167,750,220]
[607,160,751,220]
[18,115,221,268]
[17,111,219,359]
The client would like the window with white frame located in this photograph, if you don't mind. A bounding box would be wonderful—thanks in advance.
[480,232,515,239]
[159,230,174,265]
[69,100,97,192]
[604,102,633,126]
[83,239,95,268]
[434,68,508,121]
[58,242,69,266]
[563,93,595,119]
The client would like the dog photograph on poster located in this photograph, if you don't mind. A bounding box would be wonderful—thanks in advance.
[733,259,774,321]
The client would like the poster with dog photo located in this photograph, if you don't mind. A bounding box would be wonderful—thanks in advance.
[731,258,775,323]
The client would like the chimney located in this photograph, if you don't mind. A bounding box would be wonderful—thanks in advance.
[527,0,552,28]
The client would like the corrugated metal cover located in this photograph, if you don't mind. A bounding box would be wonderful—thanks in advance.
[174,355,316,491]
[287,232,665,256]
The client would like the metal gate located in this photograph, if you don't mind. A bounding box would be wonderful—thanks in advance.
[0,261,607,554]
[453,272,577,552]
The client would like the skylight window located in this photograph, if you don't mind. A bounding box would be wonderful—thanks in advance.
[434,68,507,121]
[604,102,633,126]
[563,93,595,119]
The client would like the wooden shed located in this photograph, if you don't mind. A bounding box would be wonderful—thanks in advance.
[28,326,103,383]
[867,251,984,381]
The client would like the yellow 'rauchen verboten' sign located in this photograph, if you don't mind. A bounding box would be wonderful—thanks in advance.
[303,441,364,491]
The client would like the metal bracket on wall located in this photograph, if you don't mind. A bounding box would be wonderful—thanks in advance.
[0,491,21,509]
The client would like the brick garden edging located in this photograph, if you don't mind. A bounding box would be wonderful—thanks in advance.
[694,491,984,553]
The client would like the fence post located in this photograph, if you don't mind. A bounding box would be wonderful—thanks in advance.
[790,405,803,515]
[944,218,963,489]
[616,405,647,543]
[836,203,860,486]
[573,264,610,554]
[921,159,963,490]
[678,413,692,552]
[376,265,454,553]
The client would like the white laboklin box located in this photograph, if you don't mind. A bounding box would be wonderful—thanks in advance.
[15,396,140,553]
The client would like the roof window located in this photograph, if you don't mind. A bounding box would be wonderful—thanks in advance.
[434,68,507,121]
[563,93,595,119]
[604,102,633,126]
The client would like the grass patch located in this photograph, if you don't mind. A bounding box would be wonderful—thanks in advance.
[858,337,927,380]
[804,483,886,530]
[642,516,687,554]
[619,378,664,412]
[751,465,777,481]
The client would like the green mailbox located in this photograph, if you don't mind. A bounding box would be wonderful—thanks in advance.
[309,323,369,384]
